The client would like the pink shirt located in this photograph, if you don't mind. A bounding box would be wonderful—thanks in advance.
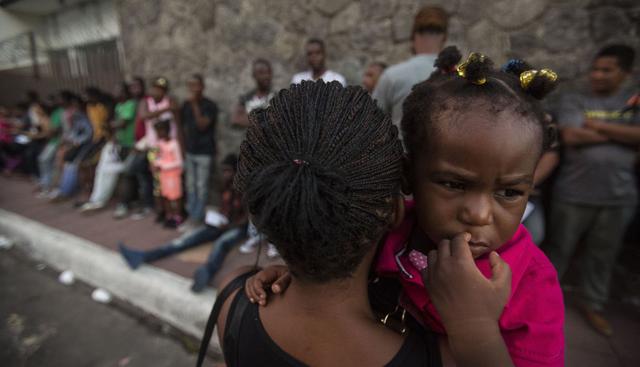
[144,96,177,148]
[154,139,183,172]
[376,201,565,367]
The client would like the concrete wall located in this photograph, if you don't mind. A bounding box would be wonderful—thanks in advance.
[0,0,120,71]
[115,0,640,158]
[0,9,38,43]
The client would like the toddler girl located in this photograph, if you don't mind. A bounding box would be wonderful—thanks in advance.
[152,119,183,227]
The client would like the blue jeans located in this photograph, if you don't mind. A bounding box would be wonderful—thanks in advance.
[185,153,212,222]
[544,201,636,310]
[38,142,58,190]
[204,227,245,277]
[143,225,222,262]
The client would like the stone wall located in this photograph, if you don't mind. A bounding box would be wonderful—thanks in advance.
[116,0,640,158]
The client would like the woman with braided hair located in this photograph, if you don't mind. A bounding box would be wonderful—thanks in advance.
[213,80,515,367]
[247,50,566,366]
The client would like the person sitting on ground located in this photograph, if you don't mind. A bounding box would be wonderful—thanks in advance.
[231,59,275,128]
[49,93,93,201]
[362,61,387,94]
[0,106,22,174]
[74,87,112,207]
[80,82,138,212]
[247,51,566,366]
[35,93,65,197]
[23,90,48,178]
[212,80,515,367]
[118,154,247,270]
[291,38,346,86]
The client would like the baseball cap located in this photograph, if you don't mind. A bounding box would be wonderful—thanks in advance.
[153,77,169,90]
[412,6,448,35]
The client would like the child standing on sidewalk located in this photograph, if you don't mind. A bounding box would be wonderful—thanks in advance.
[152,119,183,228]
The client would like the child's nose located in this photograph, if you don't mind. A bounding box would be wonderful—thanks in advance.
[459,193,494,227]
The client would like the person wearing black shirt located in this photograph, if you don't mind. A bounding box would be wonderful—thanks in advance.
[181,74,218,226]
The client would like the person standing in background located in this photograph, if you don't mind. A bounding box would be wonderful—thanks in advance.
[372,6,448,131]
[362,61,387,94]
[291,39,346,86]
[232,59,274,128]
[134,77,180,221]
[544,45,640,336]
[180,74,218,230]
[113,77,147,219]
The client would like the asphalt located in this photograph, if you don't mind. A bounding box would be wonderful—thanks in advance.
[0,247,208,367]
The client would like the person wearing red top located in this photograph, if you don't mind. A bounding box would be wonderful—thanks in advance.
[376,201,564,366]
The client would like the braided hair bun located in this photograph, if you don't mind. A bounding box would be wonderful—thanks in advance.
[235,81,403,282]
[502,59,558,100]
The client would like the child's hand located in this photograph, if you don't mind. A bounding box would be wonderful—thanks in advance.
[244,265,291,306]
[416,232,512,335]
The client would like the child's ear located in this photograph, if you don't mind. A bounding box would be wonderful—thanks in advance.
[390,196,405,230]
[401,154,413,195]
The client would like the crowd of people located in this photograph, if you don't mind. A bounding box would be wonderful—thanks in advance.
[1,5,639,365]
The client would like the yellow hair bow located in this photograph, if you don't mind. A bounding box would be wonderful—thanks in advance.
[456,53,488,85]
[519,69,558,90]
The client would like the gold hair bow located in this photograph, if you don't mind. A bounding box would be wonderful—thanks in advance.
[519,69,558,90]
[456,53,488,85]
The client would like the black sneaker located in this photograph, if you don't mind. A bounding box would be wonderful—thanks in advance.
[118,242,145,270]
[163,218,177,229]
[155,212,166,223]
[191,267,211,293]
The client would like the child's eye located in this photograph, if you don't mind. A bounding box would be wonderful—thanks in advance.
[495,189,525,200]
[440,181,465,191]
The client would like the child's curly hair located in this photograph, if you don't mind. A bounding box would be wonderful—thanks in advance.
[402,48,558,160]
[235,81,403,282]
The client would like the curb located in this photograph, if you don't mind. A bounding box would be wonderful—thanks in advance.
[0,208,218,348]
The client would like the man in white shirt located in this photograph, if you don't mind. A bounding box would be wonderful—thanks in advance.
[372,6,448,131]
[291,38,346,86]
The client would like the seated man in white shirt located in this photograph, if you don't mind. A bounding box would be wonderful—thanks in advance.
[291,38,346,86]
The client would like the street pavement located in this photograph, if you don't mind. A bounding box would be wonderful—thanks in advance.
[0,247,213,367]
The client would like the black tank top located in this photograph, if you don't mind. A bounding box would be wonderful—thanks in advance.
[222,291,442,367]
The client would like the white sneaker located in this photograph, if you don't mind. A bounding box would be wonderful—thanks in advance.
[80,202,104,212]
[130,207,152,220]
[36,190,50,199]
[238,236,260,254]
[113,204,128,219]
[266,243,280,259]
[177,221,197,233]
[46,189,60,199]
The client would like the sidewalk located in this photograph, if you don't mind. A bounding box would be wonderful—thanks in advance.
[0,175,280,342]
[1,175,639,366]
[0,175,278,283]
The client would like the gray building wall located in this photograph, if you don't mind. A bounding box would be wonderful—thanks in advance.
[115,0,640,158]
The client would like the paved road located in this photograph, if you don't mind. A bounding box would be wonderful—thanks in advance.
[0,248,214,367]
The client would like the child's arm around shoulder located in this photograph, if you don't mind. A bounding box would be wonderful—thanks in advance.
[244,265,291,306]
